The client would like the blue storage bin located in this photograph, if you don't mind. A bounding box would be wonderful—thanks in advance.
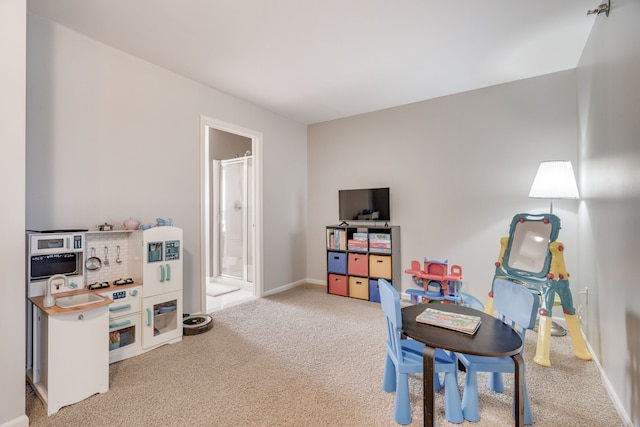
[369,279,382,303]
[327,251,347,274]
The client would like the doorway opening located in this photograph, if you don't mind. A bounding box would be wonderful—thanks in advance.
[200,117,262,313]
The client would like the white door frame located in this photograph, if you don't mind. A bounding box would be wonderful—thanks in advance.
[200,116,263,313]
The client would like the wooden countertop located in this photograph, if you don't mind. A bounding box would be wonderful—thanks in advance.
[29,289,113,316]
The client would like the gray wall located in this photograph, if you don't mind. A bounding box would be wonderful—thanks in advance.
[576,0,640,424]
[1,2,28,425]
[308,70,580,307]
[25,14,308,314]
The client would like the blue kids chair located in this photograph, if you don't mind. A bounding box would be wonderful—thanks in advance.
[378,279,463,424]
[456,277,539,424]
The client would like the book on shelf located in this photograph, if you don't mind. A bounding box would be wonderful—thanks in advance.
[369,248,392,254]
[327,229,347,250]
[369,233,390,240]
[415,307,482,335]
[369,242,391,248]
[347,239,368,251]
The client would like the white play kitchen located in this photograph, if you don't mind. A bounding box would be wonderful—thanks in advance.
[25,224,184,415]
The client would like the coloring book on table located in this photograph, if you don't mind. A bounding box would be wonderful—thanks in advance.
[416,307,482,335]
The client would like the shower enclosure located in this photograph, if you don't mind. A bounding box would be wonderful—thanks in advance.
[212,156,253,284]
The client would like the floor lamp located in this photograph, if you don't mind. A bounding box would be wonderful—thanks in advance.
[528,160,579,336]
[528,160,580,213]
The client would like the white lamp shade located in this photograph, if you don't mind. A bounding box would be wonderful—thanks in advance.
[528,160,580,199]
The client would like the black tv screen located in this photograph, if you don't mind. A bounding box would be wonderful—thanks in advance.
[339,188,390,222]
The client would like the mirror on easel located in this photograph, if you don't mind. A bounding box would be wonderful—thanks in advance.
[501,214,560,282]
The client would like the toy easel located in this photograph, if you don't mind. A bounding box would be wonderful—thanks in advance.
[405,258,463,304]
[484,213,591,367]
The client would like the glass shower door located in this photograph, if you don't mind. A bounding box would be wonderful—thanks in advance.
[219,157,253,282]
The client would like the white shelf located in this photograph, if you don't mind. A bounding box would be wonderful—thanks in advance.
[85,229,138,235]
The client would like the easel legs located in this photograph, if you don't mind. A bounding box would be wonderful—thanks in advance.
[533,313,591,366]
[533,316,552,367]
[565,313,592,360]
[488,294,592,367]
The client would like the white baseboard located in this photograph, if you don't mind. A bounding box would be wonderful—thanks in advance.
[262,278,312,296]
[0,414,29,427]
[584,338,633,426]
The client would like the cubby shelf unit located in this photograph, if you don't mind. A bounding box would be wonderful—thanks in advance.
[326,224,401,302]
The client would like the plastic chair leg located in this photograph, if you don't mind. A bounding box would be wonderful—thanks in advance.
[461,371,480,422]
[443,370,463,423]
[524,380,533,425]
[382,354,396,392]
[394,372,412,425]
[487,372,504,393]
[511,379,534,425]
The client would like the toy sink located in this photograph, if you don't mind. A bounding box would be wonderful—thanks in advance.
[56,293,106,308]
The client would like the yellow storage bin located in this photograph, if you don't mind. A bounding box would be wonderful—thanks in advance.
[369,255,392,279]
[348,276,369,300]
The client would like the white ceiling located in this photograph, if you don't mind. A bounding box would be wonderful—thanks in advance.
[27,0,597,125]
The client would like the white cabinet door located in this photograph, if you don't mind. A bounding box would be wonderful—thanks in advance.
[38,306,109,415]
[142,291,183,350]
[142,258,182,297]
[142,227,183,297]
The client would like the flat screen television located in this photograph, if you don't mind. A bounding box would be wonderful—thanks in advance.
[339,187,390,223]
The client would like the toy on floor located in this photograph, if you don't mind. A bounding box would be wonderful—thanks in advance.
[485,213,591,367]
[404,258,464,305]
